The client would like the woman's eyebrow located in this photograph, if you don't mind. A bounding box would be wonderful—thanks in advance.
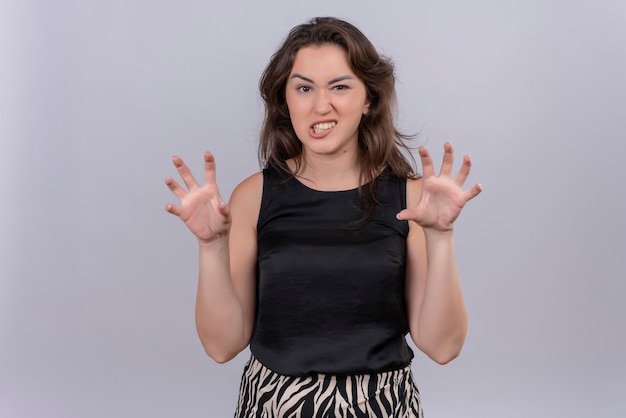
[290,73,314,83]
[327,75,355,84]
[290,73,356,85]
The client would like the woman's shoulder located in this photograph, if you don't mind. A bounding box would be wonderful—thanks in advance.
[230,171,264,215]
[238,170,265,188]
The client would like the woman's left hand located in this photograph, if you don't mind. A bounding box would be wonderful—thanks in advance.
[396,142,482,232]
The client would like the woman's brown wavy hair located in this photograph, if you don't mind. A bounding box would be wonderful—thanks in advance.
[258,17,417,226]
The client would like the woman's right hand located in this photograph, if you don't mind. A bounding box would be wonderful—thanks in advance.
[165,151,231,242]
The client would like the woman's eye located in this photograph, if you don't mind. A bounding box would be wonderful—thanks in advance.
[297,86,311,93]
[332,85,348,91]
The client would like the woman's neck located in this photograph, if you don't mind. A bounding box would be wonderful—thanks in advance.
[289,149,362,192]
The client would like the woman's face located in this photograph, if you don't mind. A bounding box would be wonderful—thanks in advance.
[285,44,370,158]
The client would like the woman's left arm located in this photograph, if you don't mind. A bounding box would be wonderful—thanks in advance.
[397,142,482,364]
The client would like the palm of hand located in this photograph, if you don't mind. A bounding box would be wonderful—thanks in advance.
[178,184,229,241]
[398,143,482,231]
[165,152,231,242]
[412,175,470,231]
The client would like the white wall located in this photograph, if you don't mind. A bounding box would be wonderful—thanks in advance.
[2,1,625,417]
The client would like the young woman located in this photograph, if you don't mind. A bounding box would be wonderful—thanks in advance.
[165,17,482,418]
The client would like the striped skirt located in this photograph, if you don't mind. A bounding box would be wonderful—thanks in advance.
[235,356,424,417]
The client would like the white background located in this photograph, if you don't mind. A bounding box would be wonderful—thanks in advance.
[1,0,625,417]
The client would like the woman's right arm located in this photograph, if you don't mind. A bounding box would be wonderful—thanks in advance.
[165,151,262,363]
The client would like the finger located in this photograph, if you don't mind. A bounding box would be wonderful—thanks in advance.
[164,202,183,217]
[165,176,187,200]
[172,155,200,190]
[439,142,454,177]
[454,154,472,186]
[396,208,414,221]
[464,182,483,201]
[216,198,231,219]
[204,152,228,208]
[418,146,435,178]
[203,151,218,186]
[396,208,423,223]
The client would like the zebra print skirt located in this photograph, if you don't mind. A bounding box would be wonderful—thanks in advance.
[235,356,424,417]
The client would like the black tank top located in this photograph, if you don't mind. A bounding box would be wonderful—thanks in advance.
[250,166,414,376]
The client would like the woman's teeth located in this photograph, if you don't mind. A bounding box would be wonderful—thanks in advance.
[312,122,336,133]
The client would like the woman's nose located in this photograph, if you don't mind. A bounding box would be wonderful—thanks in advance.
[314,90,332,114]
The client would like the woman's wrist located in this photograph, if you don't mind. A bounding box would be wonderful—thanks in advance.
[422,226,454,240]
[198,234,229,249]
